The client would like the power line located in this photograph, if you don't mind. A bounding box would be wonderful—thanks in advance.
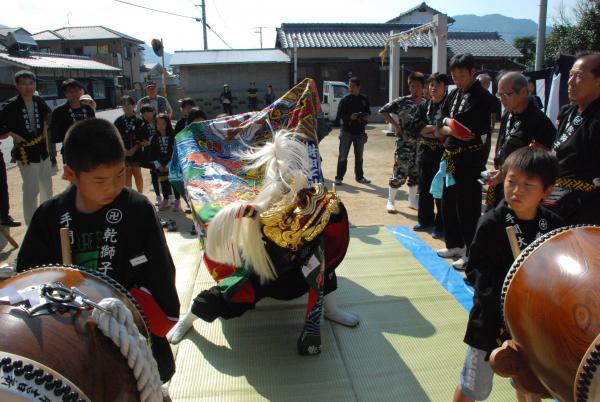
[114,0,232,48]
[115,0,200,21]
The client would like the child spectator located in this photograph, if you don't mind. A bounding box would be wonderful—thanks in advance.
[16,118,180,386]
[137,105,161,205]
[114,95,145,192]
[152,114,179,211]
[174,97,196,134]
[452,147,563,402]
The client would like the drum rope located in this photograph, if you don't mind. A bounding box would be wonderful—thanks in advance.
[92,298,163,402]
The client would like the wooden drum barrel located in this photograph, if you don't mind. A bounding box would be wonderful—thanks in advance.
[0,266,151,401]
[501,225,600,402]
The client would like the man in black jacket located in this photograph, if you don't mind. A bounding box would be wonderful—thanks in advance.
[0,70,52,225]
[49,79,95,160]
[485,72,557,208]
[335,77,371,185]
[435,54,494,270]
[544,52,600,225]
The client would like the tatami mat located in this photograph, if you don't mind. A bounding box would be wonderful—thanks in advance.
[167,226,516,401]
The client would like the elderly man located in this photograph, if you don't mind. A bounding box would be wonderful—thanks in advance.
[484,72,557,208]
[136,80,172,116]
[544,52,600,225]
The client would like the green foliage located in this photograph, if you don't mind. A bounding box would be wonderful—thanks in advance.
[544,0,600,67]
[514,36,536,69]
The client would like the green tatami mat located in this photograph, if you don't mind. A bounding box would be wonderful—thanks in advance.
[167,226,516,401]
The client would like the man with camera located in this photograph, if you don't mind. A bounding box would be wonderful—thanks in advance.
[335,77,371,185]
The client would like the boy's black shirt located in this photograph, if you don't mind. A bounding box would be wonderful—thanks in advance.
[49,102,95,143]
[16,185,180,320]
[463,199,563,355]
[336,93,370,135]
[494,97,557,169]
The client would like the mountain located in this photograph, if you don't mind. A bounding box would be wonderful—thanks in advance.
[450,14,552,44]
[142,44,173,68]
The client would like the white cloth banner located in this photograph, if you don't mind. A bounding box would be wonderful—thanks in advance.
[546,72,561,127]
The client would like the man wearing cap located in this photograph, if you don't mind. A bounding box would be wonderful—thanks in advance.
[137,81,172,117]
[220,84,233,115]
[49,79,95,160]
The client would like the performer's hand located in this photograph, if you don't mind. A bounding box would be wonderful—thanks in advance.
[350,113,358,120]
[395,124,402,137]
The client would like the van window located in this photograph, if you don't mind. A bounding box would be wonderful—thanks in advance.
[333,85,348,99]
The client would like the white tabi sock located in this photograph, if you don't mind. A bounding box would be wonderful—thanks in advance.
[387,187,398,212]
[323,292,359,327]
[408,185,419,210]
[166,310,200,344]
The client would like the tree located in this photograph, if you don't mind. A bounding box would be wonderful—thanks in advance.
[514,36,536,69]
[544,0,600,67]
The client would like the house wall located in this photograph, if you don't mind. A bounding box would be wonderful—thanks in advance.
[175,62,290,118]
[36,38,142,88]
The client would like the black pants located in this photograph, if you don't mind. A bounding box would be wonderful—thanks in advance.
[191,267,338,322]
[442,152,483,254]
[481,131,493,170]
[417,146,444,231]
[222,103,232,115]
[151,335,176,382]
[336,131,365,181]
[248,99,258,111]
[546,190,600,226]
[0,150,9,220]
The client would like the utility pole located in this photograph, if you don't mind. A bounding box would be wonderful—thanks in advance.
[535,0,547,70]
[255,27,264,48]
[198,0,208,50]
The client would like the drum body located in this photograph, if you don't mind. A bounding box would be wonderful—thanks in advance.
[502,225,600,402]
[0,266,149,401]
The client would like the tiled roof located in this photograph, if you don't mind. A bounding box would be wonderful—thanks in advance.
[276,24,522,58]
[33,26,144,44]
[30,30,61,41]
[171,48,290,66]
[276,23,419,48]
[0,51,121,72]
[387,2,455,24]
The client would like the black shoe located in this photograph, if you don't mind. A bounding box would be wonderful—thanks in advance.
[166,219,178,232]
[334,178,343,185]
[1,216,21,227]
[356,177,371,184]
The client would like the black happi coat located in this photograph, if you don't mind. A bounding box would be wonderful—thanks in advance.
[494,98,556,169]
[16,186,180,380]
[463,200,563,355]
[0,95,51,163]
[49,102,95,143]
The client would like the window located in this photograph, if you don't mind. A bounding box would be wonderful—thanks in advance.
[333,85,348,98]
[83,45,97,56]
[67,47,83,55]
[97,44,109,54]
[36,80,58,98]
[92,80,106,99]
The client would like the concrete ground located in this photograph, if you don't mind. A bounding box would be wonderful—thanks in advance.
[1,116,494,265]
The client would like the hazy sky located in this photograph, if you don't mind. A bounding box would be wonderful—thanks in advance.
[3,0,579,52]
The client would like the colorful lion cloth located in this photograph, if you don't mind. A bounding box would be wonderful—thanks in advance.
[168,79,356,355]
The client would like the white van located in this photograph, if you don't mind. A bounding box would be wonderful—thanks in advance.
[321,81,349,124]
